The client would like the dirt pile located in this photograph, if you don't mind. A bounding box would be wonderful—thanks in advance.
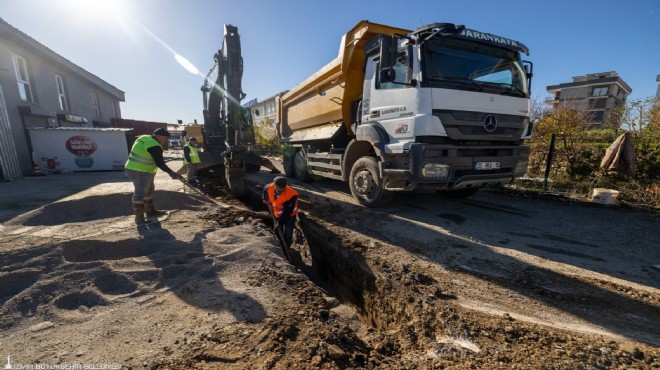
[1,168,659,369]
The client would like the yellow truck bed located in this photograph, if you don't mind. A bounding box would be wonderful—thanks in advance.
[279,20,410,141]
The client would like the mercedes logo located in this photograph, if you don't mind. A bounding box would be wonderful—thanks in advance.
[483,115,498,133]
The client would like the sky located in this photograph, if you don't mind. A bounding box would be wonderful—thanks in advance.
[0,0,658,124]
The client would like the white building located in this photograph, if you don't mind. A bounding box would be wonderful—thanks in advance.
[250,91,288,138]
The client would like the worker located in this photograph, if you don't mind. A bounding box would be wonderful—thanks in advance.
[263,176,299,247]
[124,128,179,224]
[183,137,202,182]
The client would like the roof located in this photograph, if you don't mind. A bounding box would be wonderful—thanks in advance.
[253,91,289,105]
[546,73,633,94]
[0,17,125,101]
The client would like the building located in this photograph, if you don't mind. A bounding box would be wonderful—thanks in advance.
[656,75,660,100]
[0,18,125,180]
[546,71,632,125]
[250,91,288,138]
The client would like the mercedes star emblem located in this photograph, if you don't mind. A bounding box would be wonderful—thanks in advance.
[483,115,498,133]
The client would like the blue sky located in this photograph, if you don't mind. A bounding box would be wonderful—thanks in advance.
[1,0,658,124]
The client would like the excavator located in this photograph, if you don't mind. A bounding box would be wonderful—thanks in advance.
[190,24,277,197]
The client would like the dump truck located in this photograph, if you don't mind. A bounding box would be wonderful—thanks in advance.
[278,20,533,207]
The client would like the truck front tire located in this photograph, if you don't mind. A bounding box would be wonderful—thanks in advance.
[349,157,393,207]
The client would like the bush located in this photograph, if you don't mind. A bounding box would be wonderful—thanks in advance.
[525,98,660,208]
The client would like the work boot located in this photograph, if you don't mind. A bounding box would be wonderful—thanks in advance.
[144,198,167,217]
[132,203,146,224]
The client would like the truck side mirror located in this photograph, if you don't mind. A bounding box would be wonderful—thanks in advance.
[379,36,396,83]
[523,60,534,90]
[379,36,395,70]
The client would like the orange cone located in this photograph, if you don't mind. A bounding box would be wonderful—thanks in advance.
[32,163,44,176]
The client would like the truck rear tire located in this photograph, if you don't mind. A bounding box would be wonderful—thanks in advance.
[293,151,313,182]
[283,153,295,178]
[349,157,393,207]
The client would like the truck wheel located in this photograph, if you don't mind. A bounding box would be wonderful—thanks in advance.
[349,157,393,207]
[293,151,312,182]
[436,188,479,199]
[283,153,295,178]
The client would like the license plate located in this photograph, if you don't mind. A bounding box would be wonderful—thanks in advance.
[474,161,500,170]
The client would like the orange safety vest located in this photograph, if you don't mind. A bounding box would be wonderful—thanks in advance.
[267,183,299,219]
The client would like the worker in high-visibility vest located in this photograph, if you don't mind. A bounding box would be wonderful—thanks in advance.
[183,137,202,182]
[263,176,299,247]
[124,128,179,224]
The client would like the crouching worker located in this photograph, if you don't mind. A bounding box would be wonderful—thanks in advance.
[125,128,179,224]
[263,176,299,246]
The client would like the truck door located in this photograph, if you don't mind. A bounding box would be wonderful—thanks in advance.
[363,46,416,142]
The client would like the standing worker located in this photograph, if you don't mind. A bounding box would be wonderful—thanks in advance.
[125,128,179,224]
[183,137,202,183]
[263,176,299,247]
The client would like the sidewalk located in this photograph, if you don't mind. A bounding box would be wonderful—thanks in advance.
[0,171,128,223]
[0,152,185,224]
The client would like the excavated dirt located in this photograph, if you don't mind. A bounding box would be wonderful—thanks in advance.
[1,161,659,369]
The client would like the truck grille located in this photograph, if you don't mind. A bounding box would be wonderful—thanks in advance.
[433,109,527,141]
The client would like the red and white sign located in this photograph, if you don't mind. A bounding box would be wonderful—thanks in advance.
[66,135,98,155]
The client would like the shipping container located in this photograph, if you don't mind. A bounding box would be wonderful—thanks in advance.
[28,127,132,173]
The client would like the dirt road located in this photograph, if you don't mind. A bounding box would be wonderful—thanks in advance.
[1,159,658,369]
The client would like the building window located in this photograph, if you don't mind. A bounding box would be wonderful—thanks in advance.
[12,53,34,102]
[92,92,101,119]
[55,74,68,111]
[112,101,119,117]
[592,98,607,109]
[265,102,275,115]
[592,87,609,97]
[588,111,604,122]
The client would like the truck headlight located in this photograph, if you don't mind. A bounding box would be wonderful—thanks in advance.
[422,163,450,179]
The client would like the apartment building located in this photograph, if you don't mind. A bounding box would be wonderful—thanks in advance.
[546,71,632,125]
[0,18,125,180]
[250,91,288,139]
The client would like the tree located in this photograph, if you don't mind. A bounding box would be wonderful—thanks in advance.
[530,103,597,180]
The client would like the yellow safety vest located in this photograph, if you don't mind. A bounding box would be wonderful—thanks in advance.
[184,144,201,164]
[125,135,161,174]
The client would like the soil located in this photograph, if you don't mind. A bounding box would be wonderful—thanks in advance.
[1,156,659,369]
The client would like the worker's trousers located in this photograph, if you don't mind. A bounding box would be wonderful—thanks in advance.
[186,163,199,181]
[278,215,296,246]
[125,169,155,203]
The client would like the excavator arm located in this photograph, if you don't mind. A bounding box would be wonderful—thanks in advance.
[200,24,248,196]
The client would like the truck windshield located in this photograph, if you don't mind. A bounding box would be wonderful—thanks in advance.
[421,38,527,97]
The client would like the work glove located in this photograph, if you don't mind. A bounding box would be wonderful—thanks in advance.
[168,171,179,180]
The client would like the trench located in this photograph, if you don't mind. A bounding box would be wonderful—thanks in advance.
[208,178,431,332]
